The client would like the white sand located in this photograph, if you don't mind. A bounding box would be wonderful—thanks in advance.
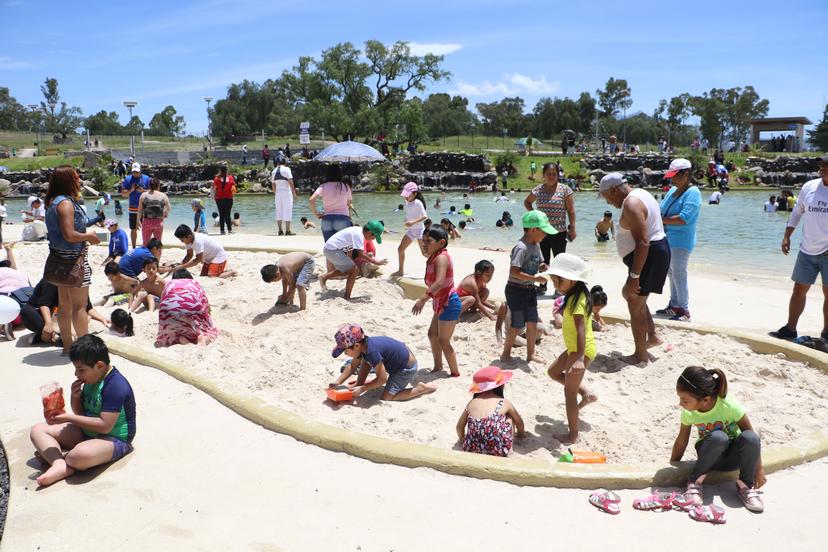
[8,238,828,464]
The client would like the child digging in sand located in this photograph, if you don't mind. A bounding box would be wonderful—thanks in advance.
[329,324,436,401]
[260,252,315,310]
[412,225,461,377]
[29,335,136,487]
[456,366,525,457]
[543,253,598,444]
[458,260,497,320]
[173,224,237,278]
[671,366,765,513]
[501,210,555,364]
[319,221,387,299]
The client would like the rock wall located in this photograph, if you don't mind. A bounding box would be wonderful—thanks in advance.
[580,153,674,171]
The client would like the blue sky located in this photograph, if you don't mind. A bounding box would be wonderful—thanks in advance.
[2,0,826,136]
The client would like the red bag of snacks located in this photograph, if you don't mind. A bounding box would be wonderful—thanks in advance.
[40,382,65,420]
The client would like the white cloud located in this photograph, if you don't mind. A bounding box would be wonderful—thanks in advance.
[0,56,33,70]
[408,42,463,56]
[451,73,560,97]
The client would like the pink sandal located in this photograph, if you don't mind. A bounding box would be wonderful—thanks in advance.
[633,491,677,511]
[688,504,727,524]
[588,489,621,515]
[673,482,703,511]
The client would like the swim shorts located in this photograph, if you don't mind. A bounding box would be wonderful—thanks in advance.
[83,434,134,462]
[505,283,539,328]
[128,212,139,229]
[324,248,356,272]
[200,260,227,277]
[295,257,315,289]
[385,362,418,396]
[622,238,670,295]
[438,292,462,321]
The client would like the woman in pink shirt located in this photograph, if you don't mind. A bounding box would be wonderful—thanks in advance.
[309,165,356,243]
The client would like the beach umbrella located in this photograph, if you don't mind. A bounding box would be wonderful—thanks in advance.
[314,140,386,163]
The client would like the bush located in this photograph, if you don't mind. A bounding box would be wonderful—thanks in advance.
[493,150,520,175]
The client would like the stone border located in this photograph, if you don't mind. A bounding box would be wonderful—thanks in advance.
[100,273,828,489]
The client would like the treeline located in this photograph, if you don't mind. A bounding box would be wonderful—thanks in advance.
[0,78,187,139]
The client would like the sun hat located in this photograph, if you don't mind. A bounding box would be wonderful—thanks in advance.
[521,210,557,235]
[331,324,365,358]
[598,172,626,195]
[541,252,590,283]
[664,158,692,178]
[400,181,418,198]
[131,162,141,173]
[103,219,118,228]
[469,366,513,394]
[363,220,384,244]
[818,154,828,166]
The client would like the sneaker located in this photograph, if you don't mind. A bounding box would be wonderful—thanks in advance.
[737,486,764,513]
[278,230,284,236]
[655,306,677,317]
[768,325,797,340]
[670,310,691,322]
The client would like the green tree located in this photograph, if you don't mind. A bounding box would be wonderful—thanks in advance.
[148,105,186,136]
[596,77,632,118]
[421,93,477,138]
[476,97,529,137]
[397,97,427,144]
[39,77,83,140]
[84,110,124,135]
[532,96,582,139]
[655,93,690,143]
[0,87,27,131]
[576,91,597,134]
[689,88,728,148]
[124,115,144,133]
[807,104,828,151]
[722,86,769,148]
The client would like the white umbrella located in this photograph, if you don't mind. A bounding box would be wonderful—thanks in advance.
[314,140,386,163]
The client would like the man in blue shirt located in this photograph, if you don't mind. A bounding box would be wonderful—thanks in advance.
[102,219,129,265]
[118,238,163,278]
[120,162,150,248]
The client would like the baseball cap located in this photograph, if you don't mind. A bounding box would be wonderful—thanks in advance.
[664,158,692,178]
[104,219,118,228]
[331,324,365,358]
[131,162,141,173]
[363,220,384,244]
[400,181,418,198]
[521,210,557,235]
[598,172,626,194]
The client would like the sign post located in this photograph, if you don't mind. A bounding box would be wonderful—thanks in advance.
[299,121,310,145]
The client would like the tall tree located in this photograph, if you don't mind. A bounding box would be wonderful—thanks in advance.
[39,77,83,140]
[655,93,690,142]
[689,88,728,148]
[596,77,632,118]
[476,97,529,137]
[722,86,769,148]
[84,110,124,135]
[148,105,186,136]
[422,93,476,138]
[124,115,144,133]
[576,91,597,134]
[807,104,828,151]
[0,87,27,131]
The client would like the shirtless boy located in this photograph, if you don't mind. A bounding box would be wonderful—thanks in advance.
[260,252,315,311]
[594,211,614,242]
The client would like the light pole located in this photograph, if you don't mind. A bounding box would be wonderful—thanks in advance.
[122,100,138,157]
[203,96,213,155]
[502,128,508,150]
[27,104,41,156]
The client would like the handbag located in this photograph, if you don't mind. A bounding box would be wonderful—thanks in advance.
[44,249,86,287]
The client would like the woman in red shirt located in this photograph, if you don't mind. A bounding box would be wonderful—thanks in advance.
[213,166,236,235]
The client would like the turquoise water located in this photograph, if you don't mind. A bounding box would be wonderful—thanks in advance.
[3,190,793,277]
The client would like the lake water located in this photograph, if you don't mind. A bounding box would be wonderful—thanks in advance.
[3,190,794,278]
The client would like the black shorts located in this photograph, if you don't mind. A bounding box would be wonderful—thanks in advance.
[505,283,539,328]
[597,232,610,242]
[128,212,138,229]
[539,231,567,264]
[623,238,670,296]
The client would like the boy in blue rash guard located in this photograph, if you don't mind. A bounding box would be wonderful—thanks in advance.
[102,219,129,265]
[29,334,136,487]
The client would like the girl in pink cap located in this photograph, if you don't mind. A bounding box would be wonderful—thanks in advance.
[456,366,525,457]
[391,181,427,277]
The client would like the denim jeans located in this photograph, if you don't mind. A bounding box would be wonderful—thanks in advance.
[667,247,691,310]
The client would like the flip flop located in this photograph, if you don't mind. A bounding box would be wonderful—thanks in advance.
[688,504,727,524]
[588,489,621,515]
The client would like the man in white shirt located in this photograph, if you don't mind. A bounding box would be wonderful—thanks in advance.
[320,221,387,299]
[771,155,828,341]
[763,195,778,213]
[173,224,237,278]
[708,190,723,204]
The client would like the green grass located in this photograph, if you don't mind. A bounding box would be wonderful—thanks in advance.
[0,155,83,171]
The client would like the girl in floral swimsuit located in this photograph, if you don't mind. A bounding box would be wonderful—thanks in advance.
[456,366,525,457]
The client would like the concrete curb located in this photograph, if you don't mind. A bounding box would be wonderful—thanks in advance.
[100,276,828,489]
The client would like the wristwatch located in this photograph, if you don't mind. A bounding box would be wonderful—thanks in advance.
[628,271,640,279]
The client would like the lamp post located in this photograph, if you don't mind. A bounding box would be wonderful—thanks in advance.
[203,96,213,155]
[122,100,138,157]
[27,104,40,156]
[502,128,508,150]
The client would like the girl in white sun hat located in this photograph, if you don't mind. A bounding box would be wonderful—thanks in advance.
[543,252,598,445]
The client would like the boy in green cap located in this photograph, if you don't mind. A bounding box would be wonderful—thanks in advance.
[501,210,557,364]
[319,220,388,299]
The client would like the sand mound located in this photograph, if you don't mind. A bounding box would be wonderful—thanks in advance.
[12,243,828,464]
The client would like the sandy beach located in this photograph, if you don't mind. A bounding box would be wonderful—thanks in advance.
[4,229,827,465]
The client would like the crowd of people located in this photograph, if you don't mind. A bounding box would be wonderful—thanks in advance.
[8,152,828,517]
